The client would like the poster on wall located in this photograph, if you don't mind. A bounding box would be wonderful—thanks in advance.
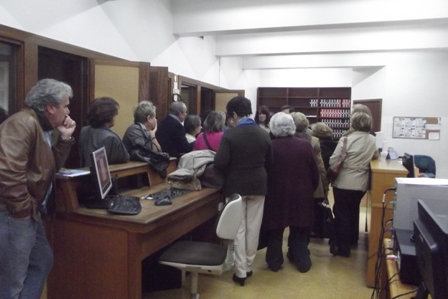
[393,116,441,140]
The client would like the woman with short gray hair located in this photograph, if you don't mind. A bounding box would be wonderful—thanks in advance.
[123,100,161,154]
[261,112,320,273]
[329,111,378,257]
[269,112,296,137]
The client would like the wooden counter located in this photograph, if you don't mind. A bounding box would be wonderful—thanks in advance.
[47,161,223,299]
[367,159,408,288]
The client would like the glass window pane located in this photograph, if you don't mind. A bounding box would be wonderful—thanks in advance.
[0,41,18,121]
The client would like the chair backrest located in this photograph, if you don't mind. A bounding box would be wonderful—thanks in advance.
[216,194,243,240]
[414,155,436,177]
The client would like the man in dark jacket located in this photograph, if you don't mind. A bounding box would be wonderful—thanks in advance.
[0,79,76,299]
[214,96,273,286]
[156,101,192,162]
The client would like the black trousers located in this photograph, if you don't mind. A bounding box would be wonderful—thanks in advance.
[266,227,310,271]
[332,187,365,255]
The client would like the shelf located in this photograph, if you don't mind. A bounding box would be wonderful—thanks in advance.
[288,88,318,97]
[257,87,351,140]
[319,87,351,98]
[258,88,286,98]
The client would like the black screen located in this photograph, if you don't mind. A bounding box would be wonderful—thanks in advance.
[413,199,448,299]
[402,152,415,178]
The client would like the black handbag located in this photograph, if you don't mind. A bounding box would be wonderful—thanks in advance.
[313,201,336,240]
[130,144,170,179]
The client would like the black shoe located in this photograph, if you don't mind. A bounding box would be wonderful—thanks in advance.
[268,264,281,272]
[296,256,312,273]
[246,271,253,277]
[232,274,246,286]
[286,250,294,262]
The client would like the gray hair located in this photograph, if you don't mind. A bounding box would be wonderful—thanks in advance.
[352,103,374,127]
[24,79,73,113]
[290,112,309,132]
[352,104,372,117]
[169,101,187,116]
[350,111,372,132]
[184,115,201,135]
[204,111,225,132]
[134,101,156,123]
[312,122,333,138]
[270,112,296,137]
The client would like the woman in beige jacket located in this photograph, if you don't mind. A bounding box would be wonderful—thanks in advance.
[329,112,378,257]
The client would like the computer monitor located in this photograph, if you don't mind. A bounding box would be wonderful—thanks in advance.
[90,147,113,200]
[413,199,448,299]
[402,152,415,178]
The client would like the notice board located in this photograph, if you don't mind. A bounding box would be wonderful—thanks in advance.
[393,117,441,140]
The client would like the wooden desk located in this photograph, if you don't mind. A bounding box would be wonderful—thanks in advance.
[367,159,408,288]
[48,161,223,299]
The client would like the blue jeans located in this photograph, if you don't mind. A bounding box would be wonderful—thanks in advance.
[0,211,53,299]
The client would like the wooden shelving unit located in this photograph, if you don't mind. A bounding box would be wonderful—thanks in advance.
[257,87,351,139]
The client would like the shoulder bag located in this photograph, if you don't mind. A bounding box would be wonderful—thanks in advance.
[313,199,336,240]
[326,137,348,182]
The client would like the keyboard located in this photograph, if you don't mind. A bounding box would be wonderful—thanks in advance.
[107,195,142,215]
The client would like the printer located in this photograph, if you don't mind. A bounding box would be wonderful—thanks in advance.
[392,178,448,285]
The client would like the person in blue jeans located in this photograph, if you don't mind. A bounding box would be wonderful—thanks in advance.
[0,79,76,299]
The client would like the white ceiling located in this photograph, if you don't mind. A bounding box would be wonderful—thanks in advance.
[171,0,448,70]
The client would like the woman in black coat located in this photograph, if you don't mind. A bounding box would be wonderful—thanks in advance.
[262,112,320,273]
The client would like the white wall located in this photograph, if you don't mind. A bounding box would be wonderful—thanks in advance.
[0,0,447,177]
[0,0,222,85]
[251,51,448,178]
[360,51,448,178]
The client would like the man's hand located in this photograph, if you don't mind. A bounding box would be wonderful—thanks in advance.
[57,115,76,139]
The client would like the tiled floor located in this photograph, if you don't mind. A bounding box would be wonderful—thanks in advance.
[146,191,374,299]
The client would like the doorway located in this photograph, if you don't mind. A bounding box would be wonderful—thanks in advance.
[38,46,88,168]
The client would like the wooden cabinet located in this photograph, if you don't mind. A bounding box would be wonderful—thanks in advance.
[257,87,351,139]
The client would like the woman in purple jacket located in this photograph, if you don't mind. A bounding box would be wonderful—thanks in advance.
[262,112,320,273]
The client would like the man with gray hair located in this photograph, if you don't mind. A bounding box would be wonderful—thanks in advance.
[0,79,76,299]
[156,101,192,161]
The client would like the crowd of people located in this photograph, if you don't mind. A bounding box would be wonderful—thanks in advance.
[0,78,379,297]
